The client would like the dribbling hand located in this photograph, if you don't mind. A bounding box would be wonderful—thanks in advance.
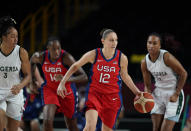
[134,91,142,101]
[57,82,71,99]
[11,84,22,95]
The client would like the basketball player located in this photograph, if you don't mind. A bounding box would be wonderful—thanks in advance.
[141,32,187,131]
[30,36,88,131]
[0,16,31,131]
[57,29,141,131]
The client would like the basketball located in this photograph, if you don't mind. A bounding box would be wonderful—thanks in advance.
[134,92,155,113]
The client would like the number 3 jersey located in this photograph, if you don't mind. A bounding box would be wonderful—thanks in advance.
[88,48,122,94]
[0,45,21,90]
[42,50,71,91]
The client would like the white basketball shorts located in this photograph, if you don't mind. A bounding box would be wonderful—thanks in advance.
[0,89,24,121]
[151,87,184,122]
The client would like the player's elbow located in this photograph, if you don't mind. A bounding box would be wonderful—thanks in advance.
[182,69,188,80]
[84,74,88,83]
[71,62,80,72]
[178,69,188,82]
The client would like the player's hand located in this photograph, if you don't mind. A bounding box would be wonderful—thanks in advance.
[57,82,71,99]
[29,81,40,94]
[54,74,63,81]
[11,84,22,95]
[134,91,142,101]
[169,93,179,102]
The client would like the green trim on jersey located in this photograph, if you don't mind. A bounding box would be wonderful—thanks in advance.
[176,92,183,115]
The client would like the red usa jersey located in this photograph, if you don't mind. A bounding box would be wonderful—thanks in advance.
[88,48,122,94]
[42,50,71,90]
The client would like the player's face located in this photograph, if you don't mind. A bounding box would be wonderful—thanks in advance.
[102,32,118,50]
[48,41,61,61]
[3,27,18,48]
[147,35,161,55]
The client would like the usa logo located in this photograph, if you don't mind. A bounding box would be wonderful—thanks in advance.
[57,62,62,65]
[113,61,117,64]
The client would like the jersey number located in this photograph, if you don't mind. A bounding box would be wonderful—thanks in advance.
[3,73,7,79]
[50,74,56,82]
[99,73,110,83]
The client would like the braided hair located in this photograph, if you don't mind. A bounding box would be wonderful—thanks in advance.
[0,16,17,43]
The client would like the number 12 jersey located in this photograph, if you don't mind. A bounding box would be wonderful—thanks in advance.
[88,48,122,94]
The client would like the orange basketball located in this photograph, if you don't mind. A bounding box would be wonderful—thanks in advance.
[134,92,155,113]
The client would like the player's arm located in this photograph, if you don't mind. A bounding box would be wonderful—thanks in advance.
[30,52,44,64]
[141,58,152,93]
[57,50,96,98]
[19,48,31,88]
[30,52,44,77]
[11,48,31,95]
[164,52,187,96]
[120,53,141,95]
[28,67,44,94]
[34,67,44,86]
[61,52,88,84]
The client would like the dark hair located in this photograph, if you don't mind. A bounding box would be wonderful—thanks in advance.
[148,32,162,44]
[0,16,17,37]
[46,36,61,47]
[100,28,115,39]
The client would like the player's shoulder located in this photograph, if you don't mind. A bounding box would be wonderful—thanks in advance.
[120,52,127,61]
[141,56,146,64]
[85,49,97,56]
[19,46,28,56]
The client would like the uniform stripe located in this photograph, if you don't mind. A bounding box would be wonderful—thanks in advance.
[176,90,184,115]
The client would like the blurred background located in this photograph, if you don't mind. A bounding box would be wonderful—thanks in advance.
[1,0,191,130]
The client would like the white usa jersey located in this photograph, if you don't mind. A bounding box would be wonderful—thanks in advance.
[0,45,21,90]
[145,49,177,89]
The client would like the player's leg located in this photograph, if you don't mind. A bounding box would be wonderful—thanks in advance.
[19,120,32,131]
[83,110,98,131]
[6,116,20,131]
[151,114,164,131]
[42,104,57,131]
[0,108,7,131]
[162,90,184,131]
[102,123,113,131]
[30,119,41,131]
[183,120,191,131]
[5,96,24,131]
[59,83,79,131]
[160,119,176,131]
[64,116,79,131]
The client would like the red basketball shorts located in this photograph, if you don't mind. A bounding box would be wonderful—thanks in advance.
[42,83,78,119]
[85,91,122,129]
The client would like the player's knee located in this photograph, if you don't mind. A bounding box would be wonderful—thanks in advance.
[83,124,96,131]
[0,109,5,118]
[30,119,40,130]
[66,123,78,131]
[161,124,174,131]
[153,123,162,131]
[152,126,160,131]
[43,119,53,128]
